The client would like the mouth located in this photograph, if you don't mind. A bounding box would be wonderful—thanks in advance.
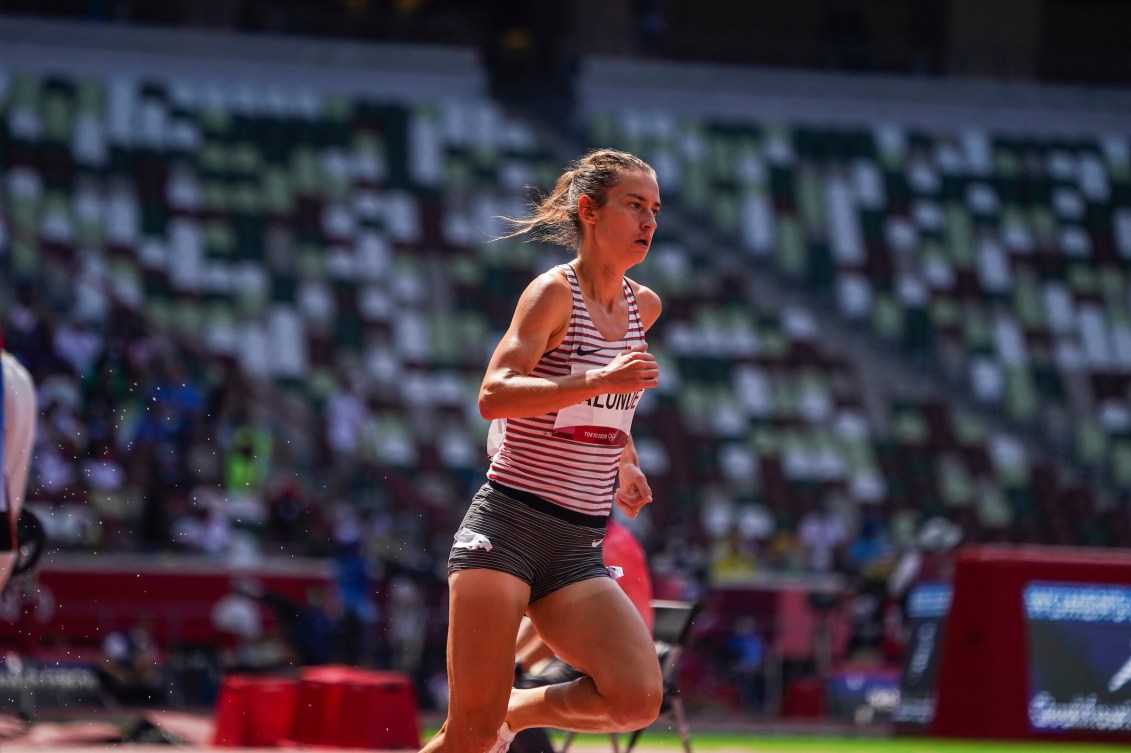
[635,239,650,249]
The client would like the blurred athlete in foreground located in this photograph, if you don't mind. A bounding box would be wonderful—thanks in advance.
[1,327,38,591]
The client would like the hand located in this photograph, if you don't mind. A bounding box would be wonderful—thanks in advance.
[615,462,652,518]
[598,343,659,394]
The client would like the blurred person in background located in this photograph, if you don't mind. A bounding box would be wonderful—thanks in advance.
[888,516,963,606]
[725,616,766,713]
[842,510,895,664]
[887,516,963,659]
[389,575,429,691]
[798,494,849,574]
[333,506,379,666]
[425,150,664,753]
[237,579,342,666]
[222,405,273,558]
[212,578,295,673]
[98,618,167,706]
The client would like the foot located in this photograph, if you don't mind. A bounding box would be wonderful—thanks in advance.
[488,722,515,753]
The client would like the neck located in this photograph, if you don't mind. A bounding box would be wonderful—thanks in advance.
[572,255,626,308]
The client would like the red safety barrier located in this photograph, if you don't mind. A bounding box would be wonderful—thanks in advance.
[337,670,422,749]
[287,665,421,749]
[781,677,826,719]
[212,674,299,747]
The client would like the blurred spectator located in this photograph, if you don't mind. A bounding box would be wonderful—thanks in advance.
[211,580,296,673]
[34,443,77,501]
[173,486,233,557]
[388,576,427,675]
[53,319,102,378]
[211,584,262,643]
[219,621,296,675]
[84,442,126,514]
[888,516,963,605]
[845,510,889,577]
[324,381,365,463]
[844,573,889,664]
[710,529,759,581]
[98,619,167,705]
[725,616,766,712]
[333,509,379,666]
[798,497,849,573]
[134,358,203,454]
[236,579,342,666]
[139,463,174,551]
[764,524,804,573]
[224,407,273,499]
[265,476,321,551]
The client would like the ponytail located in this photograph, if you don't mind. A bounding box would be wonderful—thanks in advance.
[499,149,655,249]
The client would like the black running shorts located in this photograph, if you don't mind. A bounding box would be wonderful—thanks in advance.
[447,481,610,604]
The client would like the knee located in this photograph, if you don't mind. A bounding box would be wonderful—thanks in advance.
[629,677,664,730]
[603,670,664,731]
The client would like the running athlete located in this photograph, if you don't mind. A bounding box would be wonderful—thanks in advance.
[0,326,37,592]
[424,150,663,753]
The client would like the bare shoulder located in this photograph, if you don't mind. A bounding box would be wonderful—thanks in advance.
[625,277,662,330]
[517,266,573,314]
[508,265,575,345]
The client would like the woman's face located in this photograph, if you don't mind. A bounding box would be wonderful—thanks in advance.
[582,170,661,263]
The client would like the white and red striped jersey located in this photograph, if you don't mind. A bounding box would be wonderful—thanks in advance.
[487,263,647,517]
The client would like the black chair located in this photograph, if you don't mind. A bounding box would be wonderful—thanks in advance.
[558,599,701,753]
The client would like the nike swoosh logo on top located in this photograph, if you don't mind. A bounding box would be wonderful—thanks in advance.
[576,345,612,357]
[591,538,604,547]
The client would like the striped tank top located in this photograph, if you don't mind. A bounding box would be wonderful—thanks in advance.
[487,263,647,517]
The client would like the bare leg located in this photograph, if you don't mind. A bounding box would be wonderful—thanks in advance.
[0,553,14,593]
[421,569,530,753]
[506,577,661,734]
[515,617,554,672]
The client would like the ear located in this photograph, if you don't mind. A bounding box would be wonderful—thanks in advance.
[577,194,599,226]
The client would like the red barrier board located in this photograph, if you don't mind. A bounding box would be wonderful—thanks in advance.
[933,545,1131,743]
[0,554,333,650]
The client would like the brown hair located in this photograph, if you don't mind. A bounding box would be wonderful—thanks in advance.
[501,148,656,248]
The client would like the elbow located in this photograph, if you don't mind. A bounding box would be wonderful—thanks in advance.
[478,399,499,421]
[478,384,502,420]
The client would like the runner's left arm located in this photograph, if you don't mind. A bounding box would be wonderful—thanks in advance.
[615,436,652,518]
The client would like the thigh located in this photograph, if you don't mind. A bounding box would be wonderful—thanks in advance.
[526,576,659,691]
[445,568,530,719]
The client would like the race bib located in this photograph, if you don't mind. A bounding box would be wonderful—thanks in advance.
[552,359,641,446]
